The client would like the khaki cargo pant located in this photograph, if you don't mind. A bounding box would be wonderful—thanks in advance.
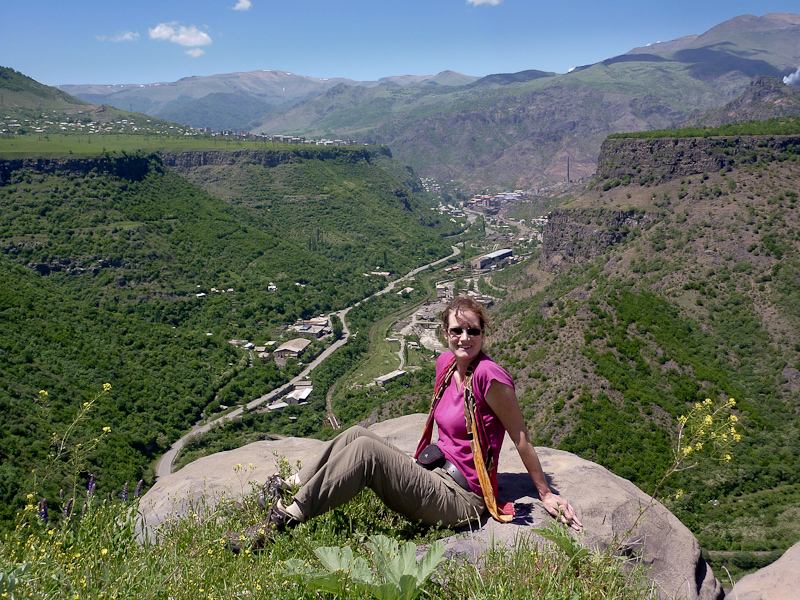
[292,426,485,527]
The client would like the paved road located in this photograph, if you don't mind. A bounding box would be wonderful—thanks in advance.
[155,245,460,478]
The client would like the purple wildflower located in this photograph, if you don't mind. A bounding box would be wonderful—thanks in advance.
[37,498,48,523]
[87,474,96,498]
[63,498,74,519]
[121,482,129,502]
[134,479,143,498]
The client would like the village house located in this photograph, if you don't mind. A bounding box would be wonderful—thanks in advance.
[273,338,311,360]
[291,316,331,339]
[374,370,406,386]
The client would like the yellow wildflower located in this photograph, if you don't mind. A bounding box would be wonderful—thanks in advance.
[103,383,112,392]
[728,398,736,407]
[102,427,111,433]
[704,415,713,426]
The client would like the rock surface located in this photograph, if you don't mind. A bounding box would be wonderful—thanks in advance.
[726,541,800,600]
[141,414,723,600]
[540,208,659,272]
[596,135,800,185]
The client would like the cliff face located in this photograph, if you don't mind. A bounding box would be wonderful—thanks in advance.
[540,209,659,272]
[539,133,800,273]
[159,146,382,172]
[0,146,391,185]
[0,153,153,185]
[596,134,800,184]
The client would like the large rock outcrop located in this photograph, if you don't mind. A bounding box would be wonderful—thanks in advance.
[727,541,800,600]
[141,414,723,600]
[540,208,659,272]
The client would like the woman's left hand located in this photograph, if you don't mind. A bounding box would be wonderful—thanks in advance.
[541,491,583,531]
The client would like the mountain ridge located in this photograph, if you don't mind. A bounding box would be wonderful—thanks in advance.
[44,13,800,190]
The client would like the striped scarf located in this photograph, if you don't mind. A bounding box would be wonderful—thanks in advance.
[414,354,514,523]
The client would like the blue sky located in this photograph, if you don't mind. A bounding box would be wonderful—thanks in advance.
[4,1,799,86]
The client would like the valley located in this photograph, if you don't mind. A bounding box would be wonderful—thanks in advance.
[2,12,800,586]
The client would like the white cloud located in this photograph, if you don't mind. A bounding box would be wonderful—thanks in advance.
[467,0,502,5]
[784,67,800,87]
[186,48,205,58]
[149,22,212,47]
[232,0,252,10]
[96,31,140,43]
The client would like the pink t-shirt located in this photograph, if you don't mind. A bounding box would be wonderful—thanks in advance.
[434,351,514,495]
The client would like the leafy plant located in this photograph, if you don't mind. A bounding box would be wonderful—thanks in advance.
[285,534,445,600]
[531,522,589,571]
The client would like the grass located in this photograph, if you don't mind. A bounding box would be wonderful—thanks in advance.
[348,321,402,387]
[1,485,657,600]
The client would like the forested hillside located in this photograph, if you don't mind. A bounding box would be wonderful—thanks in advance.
[0,145,457,526]
[487,127,800,567]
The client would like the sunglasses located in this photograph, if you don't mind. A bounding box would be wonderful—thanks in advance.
[447,326,483,337]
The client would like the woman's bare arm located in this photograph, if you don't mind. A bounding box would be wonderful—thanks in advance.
[485,380,582,530]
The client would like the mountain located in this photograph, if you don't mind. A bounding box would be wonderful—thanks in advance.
[51,14,800,191]
[57,70,480,132]
[626,12,800,75]
[687,74,800,126]
[1,66,86,109]
[251,13,800,191]
[0,65,190,136]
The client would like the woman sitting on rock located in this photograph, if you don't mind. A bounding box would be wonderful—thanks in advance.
[228,295,581,552]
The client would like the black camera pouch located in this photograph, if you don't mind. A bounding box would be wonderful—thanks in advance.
[417,444,446,469]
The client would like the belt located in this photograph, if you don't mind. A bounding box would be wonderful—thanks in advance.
[442,460,471,492]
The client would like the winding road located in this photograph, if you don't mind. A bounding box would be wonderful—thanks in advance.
[155,245,460,478]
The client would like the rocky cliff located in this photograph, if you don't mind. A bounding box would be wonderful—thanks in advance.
[596,134,800,184]
[0,145,392,186]
[539,132,800,273]
[158,145,388,173]
[0,153,152,185]
[540,208,660,272]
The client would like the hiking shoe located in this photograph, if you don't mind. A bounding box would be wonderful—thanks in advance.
[257,474,291,511]
[266,500,300,532]
[225,520,275,554]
